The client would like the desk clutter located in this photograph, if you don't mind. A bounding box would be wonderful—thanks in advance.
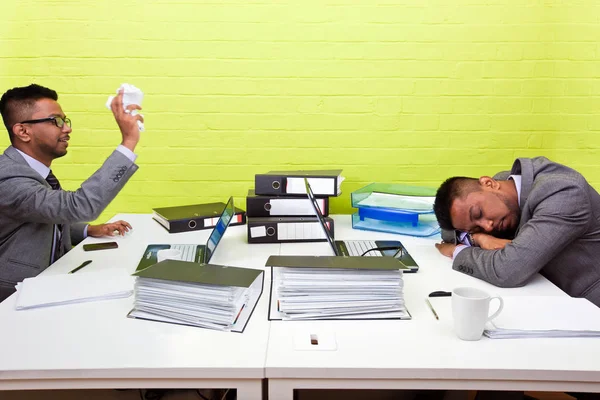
[267,256,410,320]
[351,183,441,237]
[129,259,264,333]
[246,170,344,243]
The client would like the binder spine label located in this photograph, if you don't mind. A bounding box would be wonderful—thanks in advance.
[270,198,326,216]
[276,221,327,240]
[287,177,334,195]
[250,226,267,238]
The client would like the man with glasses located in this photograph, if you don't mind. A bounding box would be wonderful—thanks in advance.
[0,83,143,302]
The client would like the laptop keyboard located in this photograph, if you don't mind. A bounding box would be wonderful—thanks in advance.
[344,240,381,257]
[170,244,199,262]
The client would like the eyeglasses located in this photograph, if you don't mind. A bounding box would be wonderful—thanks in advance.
[19,116,71,129]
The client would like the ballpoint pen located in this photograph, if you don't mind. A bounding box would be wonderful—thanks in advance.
[69,260,93,274]
[425,298,439,320]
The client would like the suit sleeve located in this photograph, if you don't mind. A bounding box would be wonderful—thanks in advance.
[0,150,138,224]
[70,222,88,245]
[452,175,591,287]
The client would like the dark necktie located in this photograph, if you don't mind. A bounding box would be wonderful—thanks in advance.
[46,170,61,190]
[46,170,63,263]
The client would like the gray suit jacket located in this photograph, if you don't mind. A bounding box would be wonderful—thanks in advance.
[0,146,139,301]
[454,157,600,307]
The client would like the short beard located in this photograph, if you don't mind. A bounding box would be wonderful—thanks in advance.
[492,192,521,239]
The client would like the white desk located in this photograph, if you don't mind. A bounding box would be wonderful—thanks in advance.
[266,216,600,399]
[0,213,279,400]
[2,214,599,400]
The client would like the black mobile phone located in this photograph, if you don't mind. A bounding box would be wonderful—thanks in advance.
[82,241,119,251]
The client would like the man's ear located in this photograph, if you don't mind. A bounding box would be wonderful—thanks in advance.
[11,123,31,143]
[479,176,500,190]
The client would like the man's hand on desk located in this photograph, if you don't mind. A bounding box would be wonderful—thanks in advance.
[435,242,456,258]
[472,233,511,250]
[88,220,132,237]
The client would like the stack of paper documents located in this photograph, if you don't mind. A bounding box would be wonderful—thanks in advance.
[15,271,134,310]
[270,267,410,320]
[484,296,600,339]
[129,260,264,333]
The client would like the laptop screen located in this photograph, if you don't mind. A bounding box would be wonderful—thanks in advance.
[304,178,341,256]
[205,196,235,263]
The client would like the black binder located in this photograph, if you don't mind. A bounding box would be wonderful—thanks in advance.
[247,216,335,243]
[246,189,330,217]
[254,169,343,196]
[152,202,246,233]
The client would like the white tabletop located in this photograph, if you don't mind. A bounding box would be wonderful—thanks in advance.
[0,213,278,398]
[2,214,599,399]
[267,215,600,398]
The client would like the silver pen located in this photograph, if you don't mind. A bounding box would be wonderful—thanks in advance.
[425,298,439,320]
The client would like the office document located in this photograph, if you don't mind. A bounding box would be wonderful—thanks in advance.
[129,259,264,333]
[267,256,410,321]
[484,296,600,339]
[15,271,134,310]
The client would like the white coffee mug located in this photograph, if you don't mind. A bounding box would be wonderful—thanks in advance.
[452,287,504,341]
[156,249,182,263]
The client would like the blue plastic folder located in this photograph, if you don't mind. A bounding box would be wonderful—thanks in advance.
[351,183,440,237]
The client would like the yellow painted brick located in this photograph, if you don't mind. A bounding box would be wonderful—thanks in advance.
[486,98,533,114]
[439,115,491,131]
[3,0,600,221]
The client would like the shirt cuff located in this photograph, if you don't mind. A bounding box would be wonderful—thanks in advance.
[453,245,467,259]
[83,224,89,239]
[116,145,137,162]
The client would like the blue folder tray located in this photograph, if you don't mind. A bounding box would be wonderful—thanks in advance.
[350,183,440,237]
[352,212,440,237]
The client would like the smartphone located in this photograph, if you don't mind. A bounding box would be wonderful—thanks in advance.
[83,241,119,251]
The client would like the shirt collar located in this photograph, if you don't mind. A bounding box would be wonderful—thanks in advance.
[14,148,51,179]
[509,174,522,206]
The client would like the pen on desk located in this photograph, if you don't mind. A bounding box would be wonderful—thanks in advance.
[69,260,93,274]
[425,298,439,320]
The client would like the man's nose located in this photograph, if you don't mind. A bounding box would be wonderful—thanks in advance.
[480,219,494,232]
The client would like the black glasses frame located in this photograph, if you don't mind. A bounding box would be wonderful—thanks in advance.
[18,116,71,128]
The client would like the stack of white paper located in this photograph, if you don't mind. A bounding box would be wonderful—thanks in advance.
[132,278,255,331]
[271,267,410,320]
[128,260,264,333]
[484,296,600,339]
[15,271,134,310]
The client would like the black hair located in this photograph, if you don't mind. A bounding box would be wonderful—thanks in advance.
[0,84,58,142]
[433,177,480,230]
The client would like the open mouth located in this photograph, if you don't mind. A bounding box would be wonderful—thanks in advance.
[59,136,70,143]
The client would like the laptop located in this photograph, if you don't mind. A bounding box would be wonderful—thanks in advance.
[305,179,419,272]
[136,196,235,271]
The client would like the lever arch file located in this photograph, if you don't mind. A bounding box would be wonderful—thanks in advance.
[266,256,410,321]
[246,189,329,217]
[129,259,264,333]
[254,169,344,196]
[153,202,246,233]
[247,216,335,243]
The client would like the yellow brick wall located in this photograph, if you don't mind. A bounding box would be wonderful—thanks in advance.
[0,0,598,222]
